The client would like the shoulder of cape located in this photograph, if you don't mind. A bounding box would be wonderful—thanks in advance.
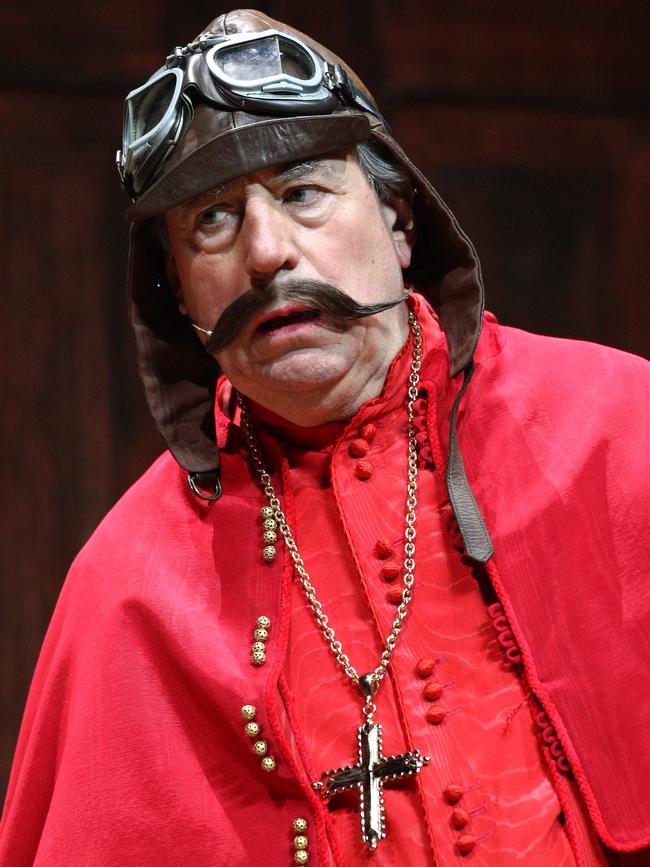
[60,450,230,608]
[465,316,650,524]
[474,315,650,413]
[75,450,193,553]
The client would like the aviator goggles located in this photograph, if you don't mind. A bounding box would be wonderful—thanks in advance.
[117,28,383,200]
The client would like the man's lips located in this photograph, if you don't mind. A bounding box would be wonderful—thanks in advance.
[251,304,321,336]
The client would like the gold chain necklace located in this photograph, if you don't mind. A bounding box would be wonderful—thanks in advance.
[238,310,430,850]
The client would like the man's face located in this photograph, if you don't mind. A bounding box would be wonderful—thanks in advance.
[164,149,413,424]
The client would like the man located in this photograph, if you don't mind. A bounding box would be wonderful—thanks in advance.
[1,9,649,866]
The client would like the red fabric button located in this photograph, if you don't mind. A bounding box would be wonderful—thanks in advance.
[374,539,394,559]
[542,725,557,746]
[424,681,444,701]
[487,601,503,619]
[360,423,376,442]
[505,646,522,664]
[386,586,403,605]
[456,835,477,855]
[381,562,401,582]
[426,706,446,725]
[349,438,369,457]
[443,783,464,804]
[355,461,374,480]
[415,658,436,678]
[450,808,470,830]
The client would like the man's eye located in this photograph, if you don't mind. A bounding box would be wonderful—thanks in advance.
[198,206,229,227]
[284,186,321,205]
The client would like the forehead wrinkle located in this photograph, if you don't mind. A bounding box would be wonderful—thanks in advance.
[175,183,228,218]
[271,158,331,184]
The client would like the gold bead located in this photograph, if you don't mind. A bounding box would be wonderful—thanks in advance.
[263,545,276,562]
[251,650,266,666]
[257,615,271,629]
[253,740,268,756]
[254,627,268,642]
[294,835,308,850]
[251,641,266,654]
[260,505,274,519]
[241,705,256,720]
[263,518,277,531]
[245,721,260,737]
[293,818,308,833]
[263,530,278,544]
[294,851,309,864]
[261,755,276,772]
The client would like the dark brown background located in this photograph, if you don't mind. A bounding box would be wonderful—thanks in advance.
[1,1,648,799]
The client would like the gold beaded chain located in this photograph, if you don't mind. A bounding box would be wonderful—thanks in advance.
[238,311,423,718]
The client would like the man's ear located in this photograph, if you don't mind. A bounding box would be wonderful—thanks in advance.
[381,192,416,270]
[164,249,189,315]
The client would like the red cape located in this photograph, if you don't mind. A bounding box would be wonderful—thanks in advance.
[2,301,649,864]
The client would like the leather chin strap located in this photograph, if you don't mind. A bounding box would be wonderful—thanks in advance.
[446,362,494,563]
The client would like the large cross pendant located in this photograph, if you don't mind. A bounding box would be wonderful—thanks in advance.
[313,721,430,850]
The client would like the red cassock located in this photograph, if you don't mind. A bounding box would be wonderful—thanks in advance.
[1,296,649,865]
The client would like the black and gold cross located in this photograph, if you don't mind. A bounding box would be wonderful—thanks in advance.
[313,721,430,850]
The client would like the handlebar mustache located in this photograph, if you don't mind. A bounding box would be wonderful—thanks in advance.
[202,279,412,354]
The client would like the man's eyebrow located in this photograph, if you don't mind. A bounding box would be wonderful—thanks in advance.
[272,159,337,184]
[177,185,227,215]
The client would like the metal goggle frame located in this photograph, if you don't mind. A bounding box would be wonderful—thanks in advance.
[117,29,377,199]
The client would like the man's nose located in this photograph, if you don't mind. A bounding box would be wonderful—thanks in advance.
[242,199,299,286]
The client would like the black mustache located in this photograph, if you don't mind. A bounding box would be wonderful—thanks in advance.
[204,280,411,354]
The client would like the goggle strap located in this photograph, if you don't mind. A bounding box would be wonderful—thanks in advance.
[349,86,390,132]
[165,33,222,69]
[326,63,390,131]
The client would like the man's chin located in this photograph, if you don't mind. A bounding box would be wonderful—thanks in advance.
[235,347,350,396]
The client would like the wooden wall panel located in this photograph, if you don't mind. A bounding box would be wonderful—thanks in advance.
[0,89,162,794]
[3,1,165,88]
[610,142,650,358]
[3,1,275,89]
[391,105,650,356]
[1,1,649,803]
[380,0,650,110]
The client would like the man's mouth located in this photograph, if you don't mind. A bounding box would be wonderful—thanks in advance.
[255,307,321,335]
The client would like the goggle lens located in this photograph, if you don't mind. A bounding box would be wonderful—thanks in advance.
[216,36,281,81]
[125,72,179,145]
[213,35,315,83]
[278,37,315,80]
